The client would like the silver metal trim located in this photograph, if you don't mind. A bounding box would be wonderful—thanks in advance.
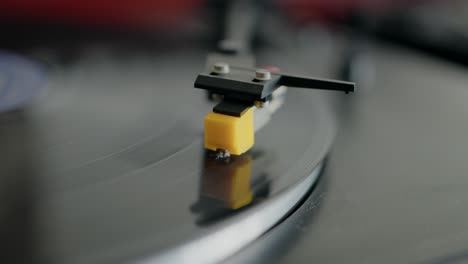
[138,161,324,264]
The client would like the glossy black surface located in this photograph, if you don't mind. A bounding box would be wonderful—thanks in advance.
[6,14,468,264]
[0,37,336,263]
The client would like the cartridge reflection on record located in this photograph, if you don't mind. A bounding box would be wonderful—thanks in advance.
[191,151,271,225]
[202,154,253,209]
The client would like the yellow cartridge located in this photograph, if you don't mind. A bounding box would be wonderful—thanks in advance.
[204,107,254,155]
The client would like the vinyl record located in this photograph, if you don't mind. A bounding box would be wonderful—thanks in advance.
[1,44,337,263]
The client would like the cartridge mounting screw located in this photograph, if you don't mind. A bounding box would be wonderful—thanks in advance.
[212,62,230,74]
[255,69,271,81]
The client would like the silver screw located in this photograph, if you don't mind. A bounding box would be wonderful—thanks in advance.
[215,149,230,160]
[212,62,230,74]
[255,69,271,81]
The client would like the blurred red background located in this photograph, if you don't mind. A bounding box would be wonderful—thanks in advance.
[0,0,432,27]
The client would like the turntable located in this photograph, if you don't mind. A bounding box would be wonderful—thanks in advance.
[3,1,468,264]
[0,1,356,263]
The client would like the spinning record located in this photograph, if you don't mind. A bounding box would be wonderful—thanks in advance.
[1,43,338,263]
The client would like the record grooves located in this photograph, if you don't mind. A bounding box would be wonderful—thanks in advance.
[2,46,337,263]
